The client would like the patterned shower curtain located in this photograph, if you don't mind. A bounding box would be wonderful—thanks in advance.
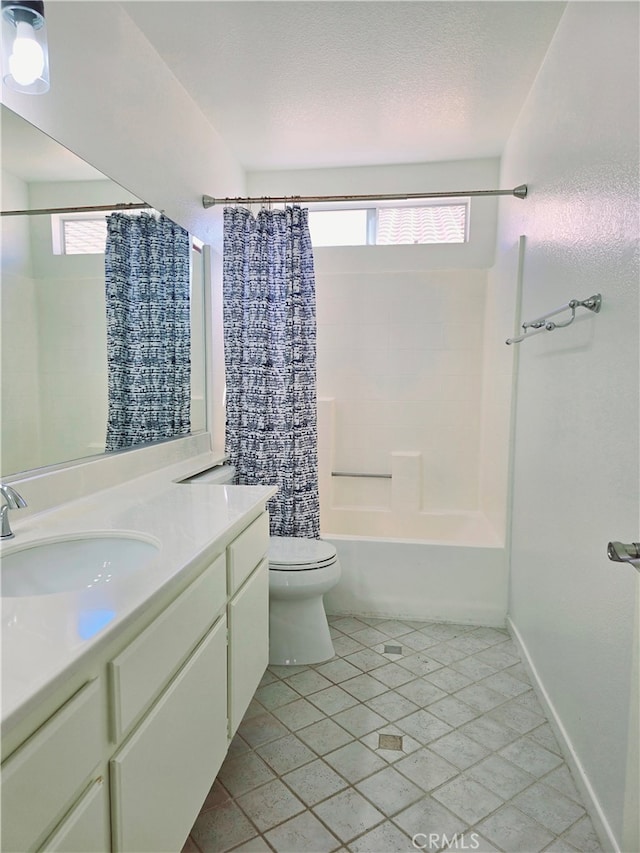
[223,205,320,538]
[105,212,191,451]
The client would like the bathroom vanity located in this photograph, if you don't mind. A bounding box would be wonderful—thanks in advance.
[0,458,276,852]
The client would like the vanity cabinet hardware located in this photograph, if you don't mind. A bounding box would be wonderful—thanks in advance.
[1,679,103,852]
[108,554,226,742]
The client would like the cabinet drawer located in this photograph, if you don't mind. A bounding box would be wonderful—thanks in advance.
[109,554,226,741]
[110,616,228,853]
[41,777,109,852]
[227,511,269,593]
[1,679,102,853]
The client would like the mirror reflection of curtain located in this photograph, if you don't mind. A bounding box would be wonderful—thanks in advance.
[105,213,191,452]
[223,205,320,538]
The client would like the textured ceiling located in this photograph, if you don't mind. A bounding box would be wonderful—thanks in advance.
[123,0,566,171]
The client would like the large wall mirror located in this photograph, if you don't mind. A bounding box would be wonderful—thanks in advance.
[0,105,207,478]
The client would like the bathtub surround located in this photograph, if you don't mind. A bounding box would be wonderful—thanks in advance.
[391,452,422,514]
[248,159,501,528]
[314,267,488,518]
[223,205,320,538]
[248,160,509,624]
[246,173,512,645]
[324,536,506,628]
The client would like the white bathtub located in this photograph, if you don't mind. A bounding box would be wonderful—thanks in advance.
[322,509,507,628]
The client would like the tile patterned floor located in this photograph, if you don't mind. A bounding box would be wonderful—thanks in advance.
[183,616,603,853]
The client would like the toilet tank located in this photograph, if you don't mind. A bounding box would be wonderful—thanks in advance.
[183,464,237,484]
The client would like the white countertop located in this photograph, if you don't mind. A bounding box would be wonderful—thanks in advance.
[1,454,276,731]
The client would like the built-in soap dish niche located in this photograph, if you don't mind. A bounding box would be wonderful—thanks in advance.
[330,450,423,512]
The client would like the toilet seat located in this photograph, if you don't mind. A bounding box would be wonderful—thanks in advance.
[269,536,337,571]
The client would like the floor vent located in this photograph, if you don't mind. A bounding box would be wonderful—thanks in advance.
[384,644,403,656]
[378,733,403,751]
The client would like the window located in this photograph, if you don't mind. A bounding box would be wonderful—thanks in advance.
[50,210,201,259]
[306,209,369,247]
[51,209,159,255]
[376,203,467,245]
[307,199,469,248]
[58,214,109,254]
[51,210,118,255]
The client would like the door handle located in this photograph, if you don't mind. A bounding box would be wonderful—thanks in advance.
[607,541,640,563]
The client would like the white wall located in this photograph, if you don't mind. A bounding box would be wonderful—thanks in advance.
[492,3,639,849]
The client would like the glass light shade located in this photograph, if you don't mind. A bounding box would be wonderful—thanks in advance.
[1,1,50,94]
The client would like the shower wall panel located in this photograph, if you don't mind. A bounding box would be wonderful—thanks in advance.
[314,261,487,516]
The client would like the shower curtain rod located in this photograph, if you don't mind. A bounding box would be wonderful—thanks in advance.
[202,184,528,208]
[0,202,152,217]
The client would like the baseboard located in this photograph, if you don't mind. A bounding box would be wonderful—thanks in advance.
[325,604,506,629]
[507,617,619,853]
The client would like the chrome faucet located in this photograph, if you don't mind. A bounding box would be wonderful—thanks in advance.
[0,484,27,540]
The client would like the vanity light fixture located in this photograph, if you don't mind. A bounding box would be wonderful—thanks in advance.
[1,0,49,94]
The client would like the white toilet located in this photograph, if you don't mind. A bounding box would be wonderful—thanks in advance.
[188,464,341,666]
[268,536,342,666]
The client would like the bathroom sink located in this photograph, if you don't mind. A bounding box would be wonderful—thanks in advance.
[1,535,159,597]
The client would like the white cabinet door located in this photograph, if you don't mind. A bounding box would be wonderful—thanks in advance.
[110,616,228,853]
[42,777,109,852]
[1,679,103,853]
[109,554,226,741]
[228,559,269,736]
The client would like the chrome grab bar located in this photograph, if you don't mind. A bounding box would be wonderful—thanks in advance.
[331,471,392,479]
[506,294,602,345]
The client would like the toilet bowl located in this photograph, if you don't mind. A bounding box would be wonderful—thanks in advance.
[268,536,341,666]
[185,465,340,666]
